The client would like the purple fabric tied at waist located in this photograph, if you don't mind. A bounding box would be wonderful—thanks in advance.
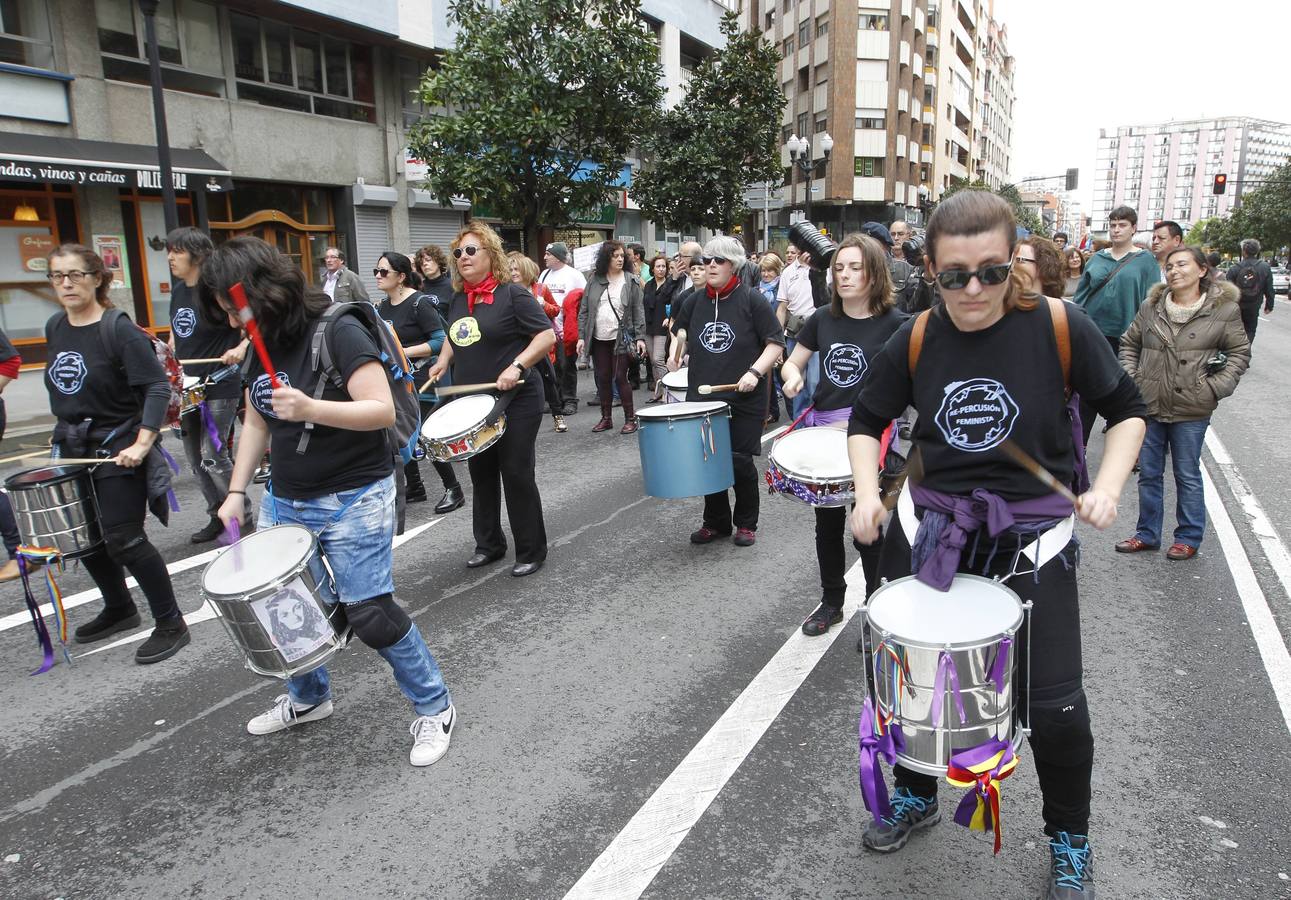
[909,482,1074,591]
[858,697,904,823]
[803,405,850,428]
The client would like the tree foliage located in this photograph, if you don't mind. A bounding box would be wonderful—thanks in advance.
[407,0,663,253]
[629,13,784,232]
[940,178,1050,237]
[1184,160,1291,257]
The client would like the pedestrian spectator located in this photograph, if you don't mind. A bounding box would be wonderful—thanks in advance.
[0,328,23,583]
[508,251,568,433]
[1205,251,1223,281]
[756,252,782,307]
[624,243,649,388]
[861,221,916,310]
[1013,236,1067,300]
[1071,205,1160,445]
[1118,245,1250,560]
[627,243,647,279]
[1064,247,1085,298]
[414,245,454,322]
[889,219,912,249]
[1149,220,1184,280]
[775,237,818,418]
[577,240,647,434]
[641,254,675,402]
[538,242,586,415]
[320,247,369,303]
[1226,238,1275,346]
[1053,231,1069,250]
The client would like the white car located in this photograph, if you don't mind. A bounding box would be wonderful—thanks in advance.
[1272,267,1289,295]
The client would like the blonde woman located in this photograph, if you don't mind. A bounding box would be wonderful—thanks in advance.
[508,250,568,433]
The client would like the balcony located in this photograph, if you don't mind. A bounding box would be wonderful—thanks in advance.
[899,40,911,67]
[921,145,933,164]
[926,27,938,49]
[924,67,937,88]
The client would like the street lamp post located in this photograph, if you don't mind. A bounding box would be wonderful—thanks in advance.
[785,132,833,227]
[138,0,179,233]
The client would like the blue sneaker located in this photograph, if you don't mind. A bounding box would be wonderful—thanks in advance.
[861,787,940,853]
[1046,832,1095,898]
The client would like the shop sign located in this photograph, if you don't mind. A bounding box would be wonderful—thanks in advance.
[18,233,55,272]
[0,160,228,192]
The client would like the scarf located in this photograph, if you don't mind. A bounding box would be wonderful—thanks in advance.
[465,274,498,315]
[1164,292,1204,327]
[706,274,740,299]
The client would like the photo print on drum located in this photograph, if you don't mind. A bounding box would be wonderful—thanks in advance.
[251,579,333,664]
[934,378,1020,452]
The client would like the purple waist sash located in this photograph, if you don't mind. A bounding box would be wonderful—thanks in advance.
[803,405,850,428]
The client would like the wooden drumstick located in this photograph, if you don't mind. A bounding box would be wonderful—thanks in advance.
[423,380,526,398]
[179,357,227,365]
[999,439,1080,506]
[697,383,741,395]
[11,457,110,466]
[0,448,59,466]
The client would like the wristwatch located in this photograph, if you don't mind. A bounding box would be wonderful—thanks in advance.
[512,359,527,376]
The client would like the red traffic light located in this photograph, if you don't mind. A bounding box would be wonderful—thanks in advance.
[1212,173,1228,195]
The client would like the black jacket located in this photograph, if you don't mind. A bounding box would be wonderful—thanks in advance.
[642,277,680,336]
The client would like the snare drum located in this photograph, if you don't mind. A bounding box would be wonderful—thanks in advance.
[202,524,350,679]
[636,401,733,498]
[862,574,1026,776]
[766,427,853,506]
[419,394,506,462]
[3,465,103,559]
[180,375,205,415]
[660,367,688,403]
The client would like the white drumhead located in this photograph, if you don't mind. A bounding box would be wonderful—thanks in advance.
[183,375,201,389]
[661,368,688,390]
[203,524,315,596]
[771,427,850,479]
[866,575,1023,646]
[422,394,494,439]
[637,400,728,420]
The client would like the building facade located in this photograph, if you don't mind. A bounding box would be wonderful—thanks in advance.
[1092,116,1291,234]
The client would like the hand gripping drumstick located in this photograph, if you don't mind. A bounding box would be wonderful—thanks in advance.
[419,379,526,397]
[999,439,1080,506]
[227,282,280,389]
[697,383,742,395]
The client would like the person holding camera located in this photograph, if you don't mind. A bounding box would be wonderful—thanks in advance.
[1116,245,1249,561]
[577,240,647,434]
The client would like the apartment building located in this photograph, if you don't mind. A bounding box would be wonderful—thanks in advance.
[1092,116,1291,233]
[973,13,1013,190]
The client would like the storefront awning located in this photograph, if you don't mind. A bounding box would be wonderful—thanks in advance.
[0,133,233,193]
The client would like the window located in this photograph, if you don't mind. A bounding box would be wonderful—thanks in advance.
[854,157,885,177]
[783,36,794,56]
[0,0,54,69]
[230,12,375,123]
[783,0,792,12]
[797,65,809,92]
[815,63,828,84]
[859,9,890,30]
[816,16,829,39]
[798,20,810,46]
[398,57,439,129]
[856,115,885,129]
[814,115,828,133]
[796,112,809,138]
[97,0,224,91]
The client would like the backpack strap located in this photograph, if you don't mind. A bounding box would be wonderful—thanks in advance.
[96,308,130,369]
[907,309,931,374]
[295,305,348,456]
[1046,296,1071,395]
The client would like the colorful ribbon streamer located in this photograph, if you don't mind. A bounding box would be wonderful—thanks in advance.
[988,637,1013,693]
[198,400,224,453]
[929,650,966,728]
[946,739,1019,854]
[858,697,905,823]
[871,639,910,735]
[17,545,70,675]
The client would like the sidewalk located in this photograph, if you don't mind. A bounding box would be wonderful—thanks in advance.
[2,370,56,448]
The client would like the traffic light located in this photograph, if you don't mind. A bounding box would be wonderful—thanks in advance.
[1213,173,1228,195]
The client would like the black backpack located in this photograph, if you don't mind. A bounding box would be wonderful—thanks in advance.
[1232,261,1264,301]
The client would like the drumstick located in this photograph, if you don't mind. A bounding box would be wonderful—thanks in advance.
[698,383,741,395]
[179,357,226,365]
[999,439,1080,506]
[228,282,280,389]
[424,380,526,398]
[18,457,110,466]
[0,448,58,466]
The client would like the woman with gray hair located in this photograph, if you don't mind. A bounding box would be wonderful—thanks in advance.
[670,235,785,546]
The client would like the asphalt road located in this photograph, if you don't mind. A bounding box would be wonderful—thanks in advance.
[2,316,1290,900]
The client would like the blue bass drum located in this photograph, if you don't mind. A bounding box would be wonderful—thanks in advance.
[636,401,733,498]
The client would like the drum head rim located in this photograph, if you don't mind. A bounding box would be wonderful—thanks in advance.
[4,465,94,488]
[421,394,496,440]
[863,573,1024,648]
[768,427,852,482]
[637,400,730,420]
[202,524,317,595]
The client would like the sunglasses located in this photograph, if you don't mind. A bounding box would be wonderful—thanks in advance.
[452,245,481,259]
[372,267,391,277]
[701,256,730,265]
[934,262,1012,291]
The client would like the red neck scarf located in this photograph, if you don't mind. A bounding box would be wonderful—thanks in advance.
[465,273,498,315]
[706,274,741,299]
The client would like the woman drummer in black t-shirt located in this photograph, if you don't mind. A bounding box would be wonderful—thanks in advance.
[374,251,463,518]
[779,234,904,637]
[424,221,556,578]
[42,244,189,664]
[846,191,1146,896]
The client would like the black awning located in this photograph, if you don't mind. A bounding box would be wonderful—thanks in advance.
[0,133,233,192]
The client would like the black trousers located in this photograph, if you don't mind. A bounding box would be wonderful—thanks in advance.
[814,505,882,607]
[466,405,547,564]
[703,452,760,531]
[534,356,564,416]
[554,343,579,408]
[1239,300,1261,345]
[1079,334,1121,447]
[80,472,180,623]
[0,398,17,558]
[875,509,1093,836]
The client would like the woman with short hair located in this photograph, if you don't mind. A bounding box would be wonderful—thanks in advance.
[576,240,647,434]
[414,244,454,322]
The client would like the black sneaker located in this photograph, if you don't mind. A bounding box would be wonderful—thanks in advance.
[190,517,225,544]
[802,604,843,636]
[135,618,191,664]
[74,607,141,644]
[1046,832,1095,898]
[861,788,940,853]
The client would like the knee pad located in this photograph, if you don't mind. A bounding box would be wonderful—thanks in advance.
[104,524,151,567]
[1027,690,1093,769]
[346,594,411,650]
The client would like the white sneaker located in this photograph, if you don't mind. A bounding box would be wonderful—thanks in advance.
[246,694,333,736]
[408,704,456,767]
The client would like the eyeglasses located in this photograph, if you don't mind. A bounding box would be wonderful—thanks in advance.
[452,245,481,259]
[934,262,1013,291]
[46,271,90,284]
[373,268,391,278]
[701,256,730,265]
[1013,256,1037,266]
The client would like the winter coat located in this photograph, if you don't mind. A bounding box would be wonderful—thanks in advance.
[577,273,645,354]
[642,276,678,336]
[1119,280,1250,423]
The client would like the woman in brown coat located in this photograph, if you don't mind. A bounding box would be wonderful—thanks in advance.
[1116,245,1250,560]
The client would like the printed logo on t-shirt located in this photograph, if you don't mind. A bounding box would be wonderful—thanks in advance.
[823,343,867,388]
[172,307,197,339]
[47,351,87,395]
[250,372,292,418]
[934,378,1019,452]
[449,316,481,347]
[698,321,735,354]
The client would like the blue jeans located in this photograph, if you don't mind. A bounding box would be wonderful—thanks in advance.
[261,475,451,717]
[785,335,820,418]
[1134,417,1209,549]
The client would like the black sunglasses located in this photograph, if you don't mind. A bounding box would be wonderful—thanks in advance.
[372,267,391,277]
[934,262,1013,291]
[452,245,481,259]
[701,256,730,265]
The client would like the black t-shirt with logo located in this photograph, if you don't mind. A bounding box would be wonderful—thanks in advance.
[244,315,393,499]
[795,307,905,411]
[850,302,1138,500]
[169,281,242,399]
[45,312,165,431]
[377,291,445,369]
[445,282,552,416]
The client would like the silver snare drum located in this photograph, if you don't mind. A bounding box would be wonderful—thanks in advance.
[3,465,104,559]
[201,524,351,679]
[862,574,1028,776]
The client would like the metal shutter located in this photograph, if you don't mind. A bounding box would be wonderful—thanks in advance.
[353,206,392,296]
[409,209,463,250]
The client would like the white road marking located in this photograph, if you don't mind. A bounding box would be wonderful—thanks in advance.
[564,560,864,900]
[1202,463,1291,736]
[761,425,789,444]
[1205,430,1291,603]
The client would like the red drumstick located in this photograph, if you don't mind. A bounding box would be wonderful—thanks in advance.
[228,282,280,389]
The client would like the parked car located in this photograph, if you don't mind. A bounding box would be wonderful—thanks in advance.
[1272,267,1289,295]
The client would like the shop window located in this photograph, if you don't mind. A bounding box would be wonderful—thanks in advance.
[0,188,78,343]
[854,157,885,177]
[1,0,55,69]
[208,182,338,287]
[97,0,224,95]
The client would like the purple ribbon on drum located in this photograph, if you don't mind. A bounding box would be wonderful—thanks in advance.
[858,697,904,822]
[929,651,966,728]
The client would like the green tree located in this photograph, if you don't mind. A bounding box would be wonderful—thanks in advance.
[1227,161,1291,255]
[407,0,664,255]
[629,13,784,232]
[939,177,1050,237]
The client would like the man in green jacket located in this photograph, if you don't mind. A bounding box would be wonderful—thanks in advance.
[1071,204,1160,444]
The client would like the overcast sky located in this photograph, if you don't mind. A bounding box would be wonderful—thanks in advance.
[995,0,1291,211]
